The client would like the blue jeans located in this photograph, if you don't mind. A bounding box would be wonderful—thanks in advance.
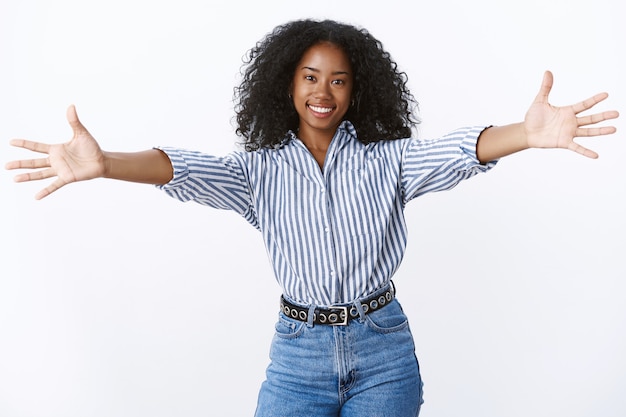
[255,293,424,417]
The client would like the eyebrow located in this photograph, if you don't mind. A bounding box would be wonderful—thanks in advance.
[301,66,350,75]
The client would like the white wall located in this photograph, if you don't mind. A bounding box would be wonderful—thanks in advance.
[1,0,624,416]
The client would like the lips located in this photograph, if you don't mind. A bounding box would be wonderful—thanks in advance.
[308,104,335,115]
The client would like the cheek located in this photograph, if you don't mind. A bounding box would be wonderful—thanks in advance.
[292,98,308,117]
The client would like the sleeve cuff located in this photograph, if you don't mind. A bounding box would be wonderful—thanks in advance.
[153,146,190,192]
[459,126,498,171]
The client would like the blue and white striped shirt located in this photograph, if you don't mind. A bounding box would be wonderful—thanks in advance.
[157,121,496,306]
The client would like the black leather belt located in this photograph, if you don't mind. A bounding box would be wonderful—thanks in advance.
[280,284,395,326]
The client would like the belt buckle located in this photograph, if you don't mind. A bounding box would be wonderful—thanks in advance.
[328,305,349,326]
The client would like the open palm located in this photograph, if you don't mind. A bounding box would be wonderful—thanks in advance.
[7,105,106,199]
[524,71,618,158]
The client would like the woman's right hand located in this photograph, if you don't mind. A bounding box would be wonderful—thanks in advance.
[6,105,106,200]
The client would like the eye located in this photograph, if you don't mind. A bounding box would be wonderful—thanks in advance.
[305,75,316,82]
[332,79,344,85]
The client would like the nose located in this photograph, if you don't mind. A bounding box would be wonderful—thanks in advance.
[312,82,331,99]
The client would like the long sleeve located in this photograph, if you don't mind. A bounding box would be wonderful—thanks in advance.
[401,126,497,204]
[155,146,259,228]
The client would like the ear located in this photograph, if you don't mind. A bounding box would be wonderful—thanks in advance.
[351,91,361,111]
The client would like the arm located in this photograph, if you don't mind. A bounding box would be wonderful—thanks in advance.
[476,71,619,164]
[102,150,173,184]
[6,105,173,199]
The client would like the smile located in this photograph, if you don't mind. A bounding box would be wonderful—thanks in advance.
[308,104,335,114]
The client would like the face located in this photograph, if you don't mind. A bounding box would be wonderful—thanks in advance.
[291,41,353,143]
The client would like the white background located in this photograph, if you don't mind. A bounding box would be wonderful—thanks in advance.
[1,0,624,416]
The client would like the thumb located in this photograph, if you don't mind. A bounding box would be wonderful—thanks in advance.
[533,70,554,105]
[66,104,87,134]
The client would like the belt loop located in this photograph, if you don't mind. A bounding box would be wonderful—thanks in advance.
[352,299,367,322]
[306,304,316,328]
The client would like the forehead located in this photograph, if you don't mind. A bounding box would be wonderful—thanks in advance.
[297,42,351,72]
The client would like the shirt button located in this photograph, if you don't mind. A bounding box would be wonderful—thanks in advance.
[324,227,329,233]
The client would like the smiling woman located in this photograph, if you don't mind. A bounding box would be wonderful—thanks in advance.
[290,42,354,167]
[234,19,418,153]
[3,8,623,417]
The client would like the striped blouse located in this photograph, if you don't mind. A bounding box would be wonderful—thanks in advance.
[157,121,496,306]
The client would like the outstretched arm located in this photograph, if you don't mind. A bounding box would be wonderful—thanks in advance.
[5,105,173,200]
[476,71,619,163]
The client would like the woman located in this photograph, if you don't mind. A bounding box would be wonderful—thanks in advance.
[6,19,618,417]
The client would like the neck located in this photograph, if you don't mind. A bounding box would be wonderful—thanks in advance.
[298,130,335,170]
[298,125,337,151]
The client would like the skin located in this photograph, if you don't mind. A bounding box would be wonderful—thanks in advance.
[476,70,618,163]
[5,43,619,200]
[291,41,354,168]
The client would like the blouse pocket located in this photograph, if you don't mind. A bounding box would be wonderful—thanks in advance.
[337,156,395,238]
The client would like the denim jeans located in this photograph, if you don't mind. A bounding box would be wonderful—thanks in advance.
[254,292,424,417]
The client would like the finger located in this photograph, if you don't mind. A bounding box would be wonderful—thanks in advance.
[577,110,620,127]
[572,92,609,114]
[5,157,51,171]
[13,167,56,183]
[568,142,599,159]
[35,179,65,200]
[576,126,617,137]
[533,70,554,104]
[66,104,87,134]
[9,138,51,154]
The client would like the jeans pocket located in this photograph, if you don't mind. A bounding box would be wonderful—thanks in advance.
[274,313,306,339]
[364,301,409,334]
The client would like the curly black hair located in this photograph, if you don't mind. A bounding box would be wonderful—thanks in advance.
[234,19,419,151]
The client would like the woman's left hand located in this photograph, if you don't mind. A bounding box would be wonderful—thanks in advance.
[524,70,619,158]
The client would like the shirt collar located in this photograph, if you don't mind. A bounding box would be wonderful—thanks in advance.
[338,120,357,138]
[282,120,357,148]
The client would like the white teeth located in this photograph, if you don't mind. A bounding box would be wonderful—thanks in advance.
[309,105,333,114]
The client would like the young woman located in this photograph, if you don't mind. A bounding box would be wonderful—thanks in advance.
[6,19,618,417]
